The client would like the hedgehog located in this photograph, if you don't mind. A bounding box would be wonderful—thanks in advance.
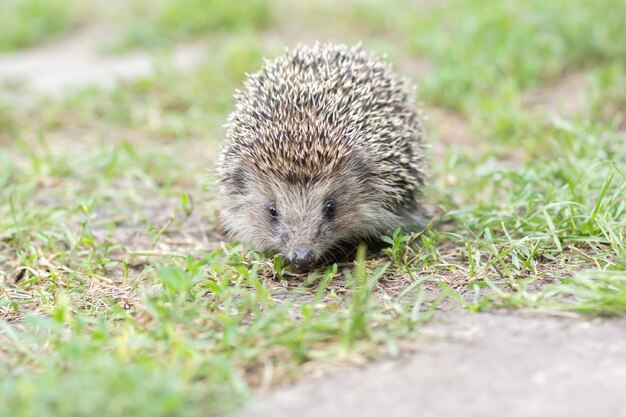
[216,43,427,270]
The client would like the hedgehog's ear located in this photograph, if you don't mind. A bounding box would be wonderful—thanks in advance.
[349,151,372,183]
[226,166,248,194]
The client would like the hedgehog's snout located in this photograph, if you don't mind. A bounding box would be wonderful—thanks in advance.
[289,248,316,271]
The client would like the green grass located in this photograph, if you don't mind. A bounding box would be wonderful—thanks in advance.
[1,0,626,415]
[587,63,626,126]
[115,0,271,50]
[0,0,270,53]
[405,0,626,111]
[0,0,81,51]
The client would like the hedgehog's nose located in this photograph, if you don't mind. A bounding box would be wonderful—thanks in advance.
[291,248,316,270]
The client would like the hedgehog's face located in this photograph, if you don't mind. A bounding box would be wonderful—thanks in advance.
[263,183,341,270]
[219,158,393,270]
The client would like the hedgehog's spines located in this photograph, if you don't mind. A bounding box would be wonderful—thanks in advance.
[217,43,427,263]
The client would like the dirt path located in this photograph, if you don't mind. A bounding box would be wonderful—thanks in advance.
[244,312,626,417]
[0,26,204,95]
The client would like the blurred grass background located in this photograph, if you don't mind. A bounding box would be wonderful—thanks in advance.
[0,0,81,50]
[0,1,625,416]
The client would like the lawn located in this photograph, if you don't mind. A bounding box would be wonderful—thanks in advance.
[1,0,625,416]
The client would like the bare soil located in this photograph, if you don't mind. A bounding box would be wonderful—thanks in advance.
[243,312,626,417]
[0,26,204,96]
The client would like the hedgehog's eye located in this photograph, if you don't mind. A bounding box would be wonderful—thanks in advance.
[323,200,335,219]
[268,204,279,220]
